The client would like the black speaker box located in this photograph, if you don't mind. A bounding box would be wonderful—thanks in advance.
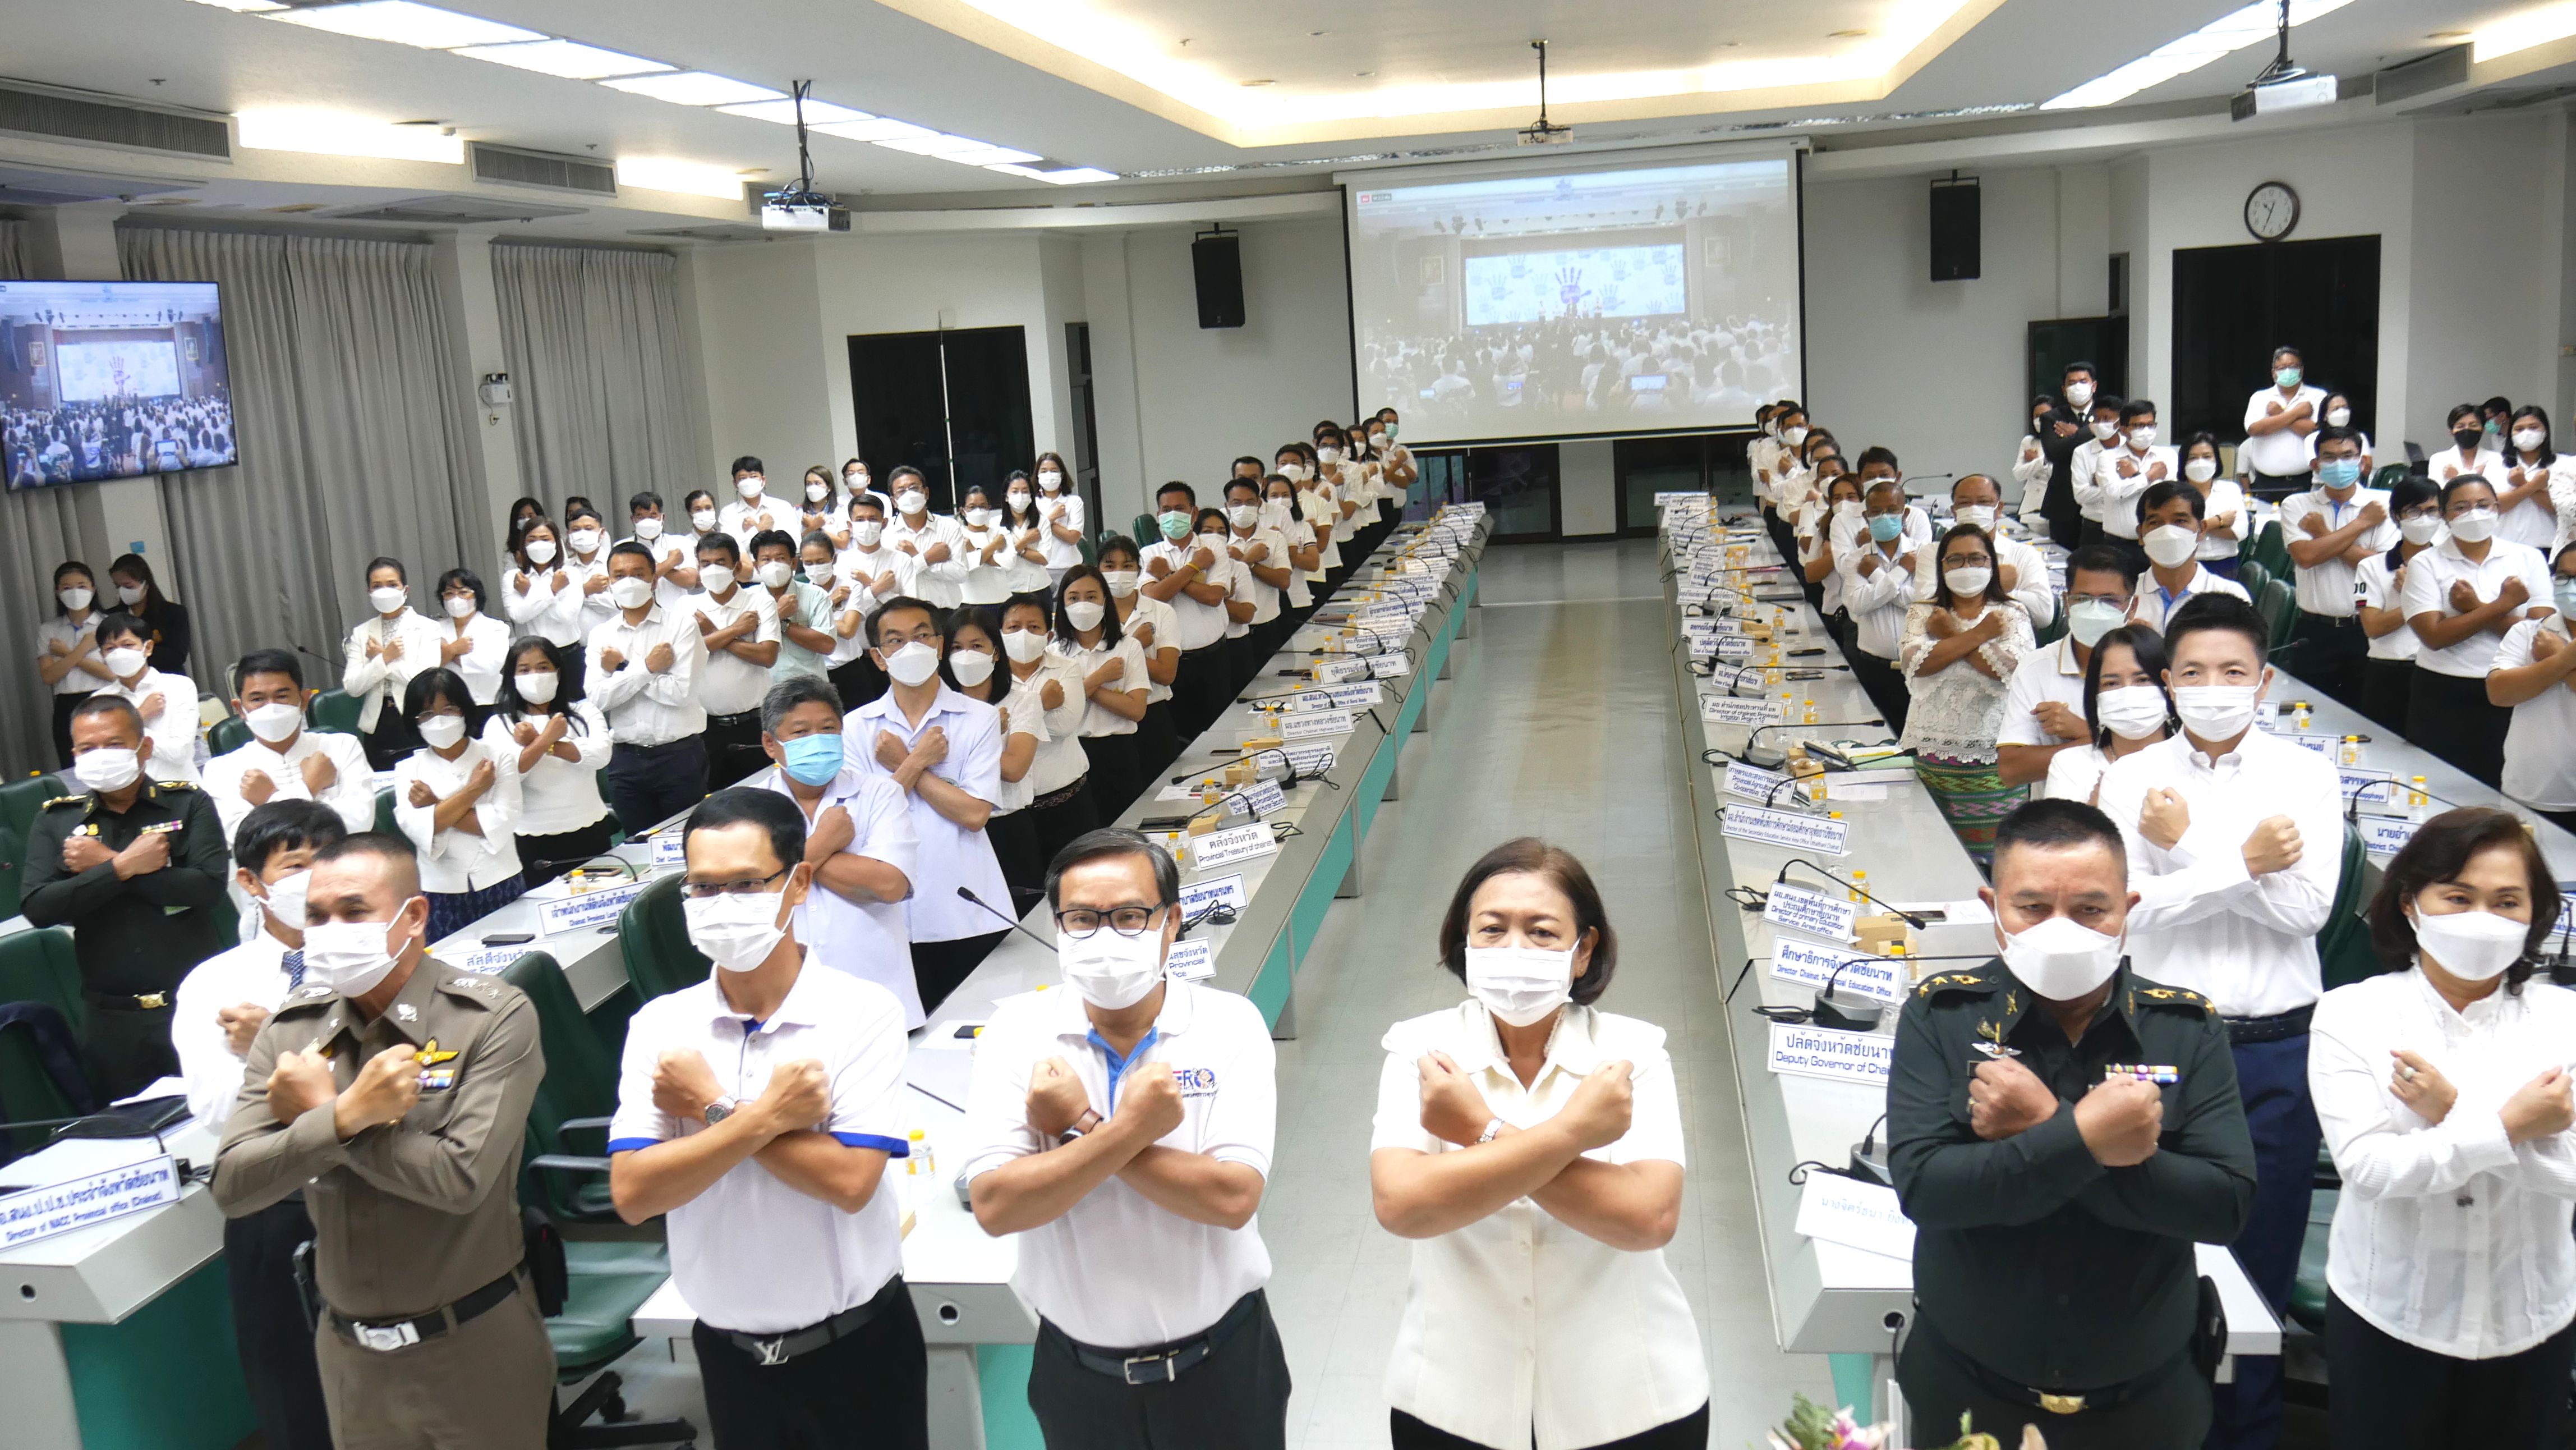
[1930,178,1980,282]
[1192,232,1245,329]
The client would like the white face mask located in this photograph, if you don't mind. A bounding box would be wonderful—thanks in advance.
[846,472,866,490]
[2409,903,2528,981]
[370,586,408,616]
[1227,504,1261,530]
[1059,917,1169,1010]
[416,714,467,749]
[2400,513,2442,545]
[2172,682,2262,739]
[2067,598,2128,647]
[690,508,717,531]
[2091,419,2121,441]
[443,595,476,620]
[948,649,995,687]
[1003,628,1048,663]
[2448,507,2499,543]
[1277,462,1310,483]
[2142,524,2201,568]
[1037,470,1063,490]
[2094,684,2169,741]
[756,561,794,590]
[896,490,927,516]
[963,508,996,530]
[805,562,835,587]
[683,891,790,972]
[2127,425,2158,448]
[1263,498,1293,526]
[58,586,93,611]
[1999,915,2124,1001]
[807,483,830,503]
[1316,447,1343,465]
[302,910,418,997]
[735,478,764,501]
[2183,457,2217,483]
[851,520,885,548]
[2326,407,2352,427]
[118,584,147,608]
[1464,944,1576,1027]
[259,869,310,933]
[2514,428,2547,452]
[523,539,558,566]
[567,529,601,555]
[1007,490,1032,509]
[1953,504,1995,530]
[103,645,149,679]
[1101,570,1139,598]
[73,746,141,793]
[633,516,664,542]
[2065,383,2094,409]
[1944,566,1992,596]
[700,565,737,595]
[1064,599,1107,631]
[516,670,559,704]
[608,576,654,611]
[245,700,303,742]
[885,640,940,687]
[1781,425,1809,446]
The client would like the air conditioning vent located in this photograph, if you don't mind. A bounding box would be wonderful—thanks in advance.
[628,223,772,242]
[0,81,230,159]
[470,143,617,196]
[321,194,588,224]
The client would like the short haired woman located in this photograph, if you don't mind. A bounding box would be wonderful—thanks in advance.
[393,666,524,941]
[482,636,611,888]
[2042,623,2172,806]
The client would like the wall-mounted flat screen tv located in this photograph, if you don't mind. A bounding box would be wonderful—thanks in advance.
[1,279,236,489]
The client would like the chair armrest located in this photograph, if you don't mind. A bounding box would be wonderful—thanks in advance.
[529,1154,612,1175]
[559,1116,615,1132]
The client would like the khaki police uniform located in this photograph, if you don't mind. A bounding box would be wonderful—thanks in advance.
[213,957,552,1450]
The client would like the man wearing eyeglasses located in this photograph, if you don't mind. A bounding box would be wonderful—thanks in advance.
[606,788,926,1447]
[956,829,1288,1448]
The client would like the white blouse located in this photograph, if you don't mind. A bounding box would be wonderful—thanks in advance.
[479,703,612,838]
[1034,491,1085,571]
[392,737,523,893]
[436,611,512,704]
[39,612,107,696]
[2312,969,2576,1360]
[1118,594,1181,705]
[1002,654,1090,800]
[1048,634,1146,738]
[1897,600,2032,763]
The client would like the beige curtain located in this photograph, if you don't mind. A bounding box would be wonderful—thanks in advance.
[118,224,484,703]
[0,219,91,775]
[492,242,705,516]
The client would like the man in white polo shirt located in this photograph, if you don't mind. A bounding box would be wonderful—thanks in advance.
[203,649,377,840]
[1995,547,2138,787]
[608,788,924,1448]
[688,531,781,792]
[2239,345,2326,501]
[959,829,1285,1448]
[2129,483,2251,632]
[2276,426,2397,708]
[746,675,923,1026]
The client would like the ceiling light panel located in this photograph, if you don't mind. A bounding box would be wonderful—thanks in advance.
[601,71,785,106]
[811,117,938,142]
[2475,2,2576,61]
[453,38,673,79]
[2042,0,2354,109]
[237,107,466,162]
[268,1,543,49]
[185,0,287,12]
[615,155,747,198]
[716,98,875,125]
[985,163,1117,185]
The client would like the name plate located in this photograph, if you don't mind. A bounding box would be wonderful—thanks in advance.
[1764,883,1859,942]
[539,878,650,934]
[1238,778,1287,818]
[1767,1022,1894,1086]
[1274,690,1346,714]
[2338,768,2394,801]
[1701,695,1786,727]
[1165,938,1216,981]
[454,945,531,973]
[1279,710,1359,740]
[1794,1172,1916,1261]
[1190,822,1278,872]
[1355,616,1414,639]
[1722,804,1850,855]
[2361,816,2419,856]
[1281,743,1337,777]
[1369,653,1413,680]
[1712,636,1754,662]
[0,1154,178,1249]
[1723,760,1790,802]
[1313,658,1371,685]
[1770,938,1906,1006]
[1318,681,1383,709]
[2288,733,2334,756]
[1177,873,1247,919]
[651,834,685,866]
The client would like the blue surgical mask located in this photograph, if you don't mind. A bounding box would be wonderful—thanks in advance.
[2319,458,2361,489]
[2557,580,2576,620]
[780,732,843,787]
[1867,512,1903,543]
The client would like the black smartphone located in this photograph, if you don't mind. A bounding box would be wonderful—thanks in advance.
[953,1023,981,1040]
[1137,814,1196,833]
[481,932,535,946]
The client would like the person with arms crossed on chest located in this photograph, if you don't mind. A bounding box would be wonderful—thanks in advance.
[213,832,552,1450]
[481,637,614,888]
[1033,452,1086,587]
[2400,475,2555,786]
[2068,395,2126,545]
[2484,540,2576,836]
[687,531,783,791]
[2081,399,2174,566]
[2127,483,2250,633]
[885,468,968,611]
[959,829,1288,1449]
[2038,626,2174,807]
[86,609,201,784]
[832,492,910,709]
[2036,366,2097,549]
[1098,539,1182,781]
[1836,476,1924,733]
[174,800,345,1450]
[752,527,837,685]
[2240,347,2326,502]
[621,490,702,616]
[2089,593,2341,1450]
[1889,798,2255,1449]
[2492,405,2569,549]
[1922,474,2056,629]
[2277,427,2397,708]
[2178,432,2248,580]
[429,570,509,706]
[588,542,710,839]
[607,790,927,1449]
[38,559,113,767]
[719,455,783,552]
[344,557,441,770]
[204,648,376,841]
[390,668,525,943]
[1140,482,1240,742]
[2426,404,2509,493]
[2352,475,2441,732]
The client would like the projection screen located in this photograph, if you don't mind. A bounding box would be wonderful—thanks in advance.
[1342,147,1802,447]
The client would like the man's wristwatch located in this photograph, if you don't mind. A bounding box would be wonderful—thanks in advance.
[1476,1117,1504,1145]
[1059,1109,1103,1146]
[703,1099,737,1127]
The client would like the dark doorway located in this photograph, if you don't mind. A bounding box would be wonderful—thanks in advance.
[1413,446,1561,541]
[1613,433,1756,535]
[847,325,1033,512]
[2170,235,2380,445]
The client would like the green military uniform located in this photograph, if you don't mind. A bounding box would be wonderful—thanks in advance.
[1886,961,2257,1450]
[18,778,231,1098]
[213,957,552,1450]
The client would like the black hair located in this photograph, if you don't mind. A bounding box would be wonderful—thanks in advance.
[2386,472,2441,536]
[1045,827,1180,909]
[2163,590,2269,667]
[1000,589,1053,631]
[864,595,940,649]
[999,472,1042,530]
[1052,566,1126,648]
[2080,624,2172,746]
[2483,395,2514,417]
[748,527,797,562]
[312,832,421,900]
[2367,806,2561,993]
[51,560,95,617]
[2117,398,2157,425]
[2062,362,2095,381]
[684,787,806,875]
[758,673,843,737]
[1232,455,1266,475]
[2510,405,2556,469]
[109,554,170,619]
[234,799,348,878]
[434,567,487,618]
[1095,534,1142,570]
[798,529,837,563]
[2179,429,2222,466]
[2270,345,2303,366]
[683,488,716,512]
[848,490,887,517]
[1223,475,1262,499]
[1436,837,1618,1007]
[2441,474,2499,511]
[628,490,664,517]
[512,516,559,566]
[1192,505,1229,536]
[563,502,604,531]
[2139,479,2205,524]
[366,556,407,588]
[70,692,144,738]
[696,532,743,567]
[494,636,587,729]
[608,540,657,572]
[1991,798,2127,875]
[93,609,151,649]
[941,605,1005,700]
[1855,444,1900,475]
[1156,480,1197,510]
[507,494,544,527]
[1931,524,2011,612]
[403,667,476,732]
[2313,425,2366,457]
[236,647,304,694]
[730,455,765,477]
[2448,402,2483,430]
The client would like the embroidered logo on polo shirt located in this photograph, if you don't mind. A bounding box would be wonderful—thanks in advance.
[1175,1066,1219,1098]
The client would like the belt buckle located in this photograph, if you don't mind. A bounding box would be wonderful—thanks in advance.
[751,1336,790,1368]
[1122,1351,1177,1385]
[135,993,168,1010]
[355,1321,420,1353]
[2037,1392,2087,1415]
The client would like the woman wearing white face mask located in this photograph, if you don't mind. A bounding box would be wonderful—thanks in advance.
[2497,406,2576,551]
[1260,475,1322,623]
[85,609,202,786]
[2305,391,2373,479]
[1098,536,1182,776]
[483,637,611,888]
[390,668,523,942]
[1901,524,2035,866]
[2177,431,2246,580]
[2310,810,2576,1448]
[1031,451,1086,583]
[2354,476,2440,731]
[2043,626,2172,806]
[2011,394,2056,526]
[1370,839,1705,1450]
[942,607,1045,901]
[343,556,442,769]
[2403,477,2557,786]
[504,516,583,661]
[2484,541,2576,833]
[796,464,852,552]
[430,567,509,706]
[994,472,1054,597]
[1048,566,1149,814]
[996,594,1098,879]
[955,483,1019,607]
[39,559,115,767]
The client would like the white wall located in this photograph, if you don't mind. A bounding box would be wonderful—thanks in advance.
[688,239,838,483]
[2403,112,2557,446]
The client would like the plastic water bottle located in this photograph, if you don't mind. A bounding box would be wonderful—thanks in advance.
[908,1128,933,1178]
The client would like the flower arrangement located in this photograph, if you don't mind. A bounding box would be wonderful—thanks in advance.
[1765,1394,2043,1450]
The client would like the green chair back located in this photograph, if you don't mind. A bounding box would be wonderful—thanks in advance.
[2257,575,2301,650]
[2371,464,2412,491]
[1079,534,1098,568]
[0,926,89,1162]
[1129,513,1158,549]
[2251,520,2294,579]
[372,787,398,836]
[499,951,624,1224]
[0,774,68,921]
[2031,605,2067,648]
[206,714,250,757]
[2317,824,2383,990]
[2238,560,2273,599]
[548,1240,670,1374]
[617,874,710,1005]
[306,690,363,735]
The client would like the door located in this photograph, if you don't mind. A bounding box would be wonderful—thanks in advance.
[1612,433,1758,534]
[2170,236,2380,446]
[847,325,1033,512]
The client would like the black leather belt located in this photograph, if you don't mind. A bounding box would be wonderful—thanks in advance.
[84,988,173,1011]
[1048,1289,1261,1385]
[1918,1313,2193,1417]
[2223,1004,2313,1046]
[329,1268,520,1352]
[710,1275,901,1366]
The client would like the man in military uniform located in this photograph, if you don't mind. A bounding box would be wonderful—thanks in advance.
[213,832,553,1449]
[21,694,232,1098]
[1888,798,2256,1449]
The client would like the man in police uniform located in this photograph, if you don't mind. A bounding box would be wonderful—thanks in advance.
[213,833,553,1449]
[1888,799,2256,1449]
[21,694,232,1098]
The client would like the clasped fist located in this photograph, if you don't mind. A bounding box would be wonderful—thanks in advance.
[332,1045,425,1137]
[2241,814,2302,875]
[1558,1060,1635,1151]
[1025,1056,1091,1136]
[650,1049,721,1121]
[2138,786,2190,850]
[2503,1067,2575,1144]
[1968,1057,2057,1141]
[266,1048,339,1122]
[757,1058,830,1132]
[2075,1076,2163,1167]
[1415,1050,1493,1146]
[1115,1064,1185,1143]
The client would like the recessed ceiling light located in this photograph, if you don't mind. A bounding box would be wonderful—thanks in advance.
[453,39,674,79]
[615,155,748,199]
[876,135,1041,165]
[601,71,785,106]
[1240,77,1276,86]
[986,163,1117,185]
[812,117,937,143]
[268,1,543,49]
[716,98,875,125]
[183,0,287,12]
[2044,0,2353,109]
[1828,29,1869,38]
[237,108,466,162]
[1355,70,1376,76]
[2428,30,2470,38]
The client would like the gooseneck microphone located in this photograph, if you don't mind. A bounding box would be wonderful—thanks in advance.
[958,887,1056,952]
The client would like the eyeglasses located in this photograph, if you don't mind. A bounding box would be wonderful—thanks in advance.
[679,868,788,900]
[1052,903,1166,939]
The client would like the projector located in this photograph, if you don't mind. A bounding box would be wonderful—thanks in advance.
[1517,121,1574,147]
[760,190,848,233]
[2230,71,2337,121]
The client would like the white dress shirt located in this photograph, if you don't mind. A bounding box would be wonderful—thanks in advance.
[1143,539,1239,653]
[2279,487,2400,617]
[1119,595,1180,705]
[606,960,912,1336]
[435,611,512,705]
[687,585,781,719]
[1049,635,1147,738]
[2197,478,2250,563]
[2083,443,2178,540]
[1036,490,1086,572]
[1004,655,1092,799]
[2042,743,2118,804]
[747,764,923,1026]
[2092,727,2343,1017]
[342,609,443,733]
[2067,437,2111,519]
[2495,453,2573,549]
[586,604,708,746]
[2426,445,2508,490]
[204,729,378,840]
[1227,526,1291,628]
[831,542,916,644]
[1370,1002,1704,1450]
[478,704,613,837]
[841,686,1009,943]
[956,980,1276,1348]
[1994,637,2090,749]
[2312,969,2576,1359]
[2356,553,2424,663]
[2241,384,2329,477]
[500,565,582,648]
[2399,538,2555,678]
[885,513,969,609]
[1837,539,1918,661]
[2128,565,2250,634]
[718,492,792,553]
[2011,435,2052,522]
[393,737,523,893]
[39,612,107,696]
[2494,616,2576,812]
[91,666,201,784]
[173,923,297,1128]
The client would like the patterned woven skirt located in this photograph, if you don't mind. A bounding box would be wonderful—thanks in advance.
[427,874,528,944]
[1915,754,2025,870]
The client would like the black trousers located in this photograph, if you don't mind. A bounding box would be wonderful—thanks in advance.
[702,709,766,790]
[52,691,82,769]
[513,818,618,888]
[1171,644,1230,744]
[911,931,1003,1016]
[2296,612,2368,709]
[1390,1403,1709,1450]
[358,711,421,772]
[2249,470,2311,503]
[1082,733,1145,820]
[1027,779,1103,874]
[1898,1317,2209,1450]
[1850,647,1911,737]
[2359,656,2414,733]
[226,1198,333,1450]
[82,997,178,1102]
[829,655,888,713]
[2405,666,2510,786]
[2325,1292,2576,1450]
[988,808,1044,910]
[692,1277,928,1450]
[1136,701,1182,780]
[1027,1291,1290,1450]
[603,737,708,838]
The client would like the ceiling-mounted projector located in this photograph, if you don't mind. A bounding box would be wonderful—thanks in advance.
[761,192,847,232]
[2229,0,2337,121]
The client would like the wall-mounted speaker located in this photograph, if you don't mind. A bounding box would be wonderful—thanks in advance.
[1929,176,1980,283]
[1192,228,1245,329]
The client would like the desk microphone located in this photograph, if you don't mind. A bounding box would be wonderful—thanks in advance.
[1773,858,1929,929]
[957,887,1056,953]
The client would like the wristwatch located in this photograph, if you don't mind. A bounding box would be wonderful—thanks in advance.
[703,1099,737,1127]
[1059,1108,1103,1145]
[1476,1117,1504,1145]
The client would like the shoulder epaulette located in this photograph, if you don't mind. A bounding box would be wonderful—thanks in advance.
[39,793,85,810]
[154,779,196,791]
[1915,971,1999,999]
[2136,984,2217,1015]
[277,984,338,1010]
